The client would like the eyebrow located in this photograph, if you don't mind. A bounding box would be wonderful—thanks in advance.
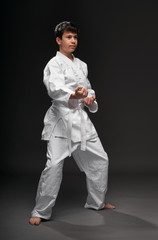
[65,33,77,36]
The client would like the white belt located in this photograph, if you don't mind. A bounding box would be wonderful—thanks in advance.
[52,101,87,157]
[67,107,86,156]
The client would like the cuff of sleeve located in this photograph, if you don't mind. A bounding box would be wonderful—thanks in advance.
[65,89,74,107]
[68,99,79,109]
[86,101,98,113]
[88,89,95,98]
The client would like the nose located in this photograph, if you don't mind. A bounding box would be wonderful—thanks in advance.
[72,37,77,43]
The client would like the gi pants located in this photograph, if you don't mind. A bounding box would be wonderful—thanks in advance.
[31,135,109,220]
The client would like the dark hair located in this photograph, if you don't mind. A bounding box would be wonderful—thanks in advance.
[54,21,79,39]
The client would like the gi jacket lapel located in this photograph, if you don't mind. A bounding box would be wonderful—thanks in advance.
[56,51,86,85]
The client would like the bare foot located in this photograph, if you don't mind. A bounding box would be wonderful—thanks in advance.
[104,203,116,209]
[29,217,42,225]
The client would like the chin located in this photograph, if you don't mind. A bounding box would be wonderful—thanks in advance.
[70,50,75,53]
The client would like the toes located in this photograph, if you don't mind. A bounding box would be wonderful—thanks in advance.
[104,203,116,209]
[29,217,41,225]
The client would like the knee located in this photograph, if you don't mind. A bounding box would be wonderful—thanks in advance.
[44,159,64,174]
[100,157,109,172]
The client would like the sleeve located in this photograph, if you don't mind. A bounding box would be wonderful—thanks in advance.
[43,58,74,107]
[81,62,98,113]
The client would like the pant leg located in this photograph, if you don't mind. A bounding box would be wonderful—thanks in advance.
[31,135,69,219]
[72,137,109,210]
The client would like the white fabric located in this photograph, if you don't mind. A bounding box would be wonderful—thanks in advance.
[41,52,98,155]
[31,136,109,220]
[31,52,109,219]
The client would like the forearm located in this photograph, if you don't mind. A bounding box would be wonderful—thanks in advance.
[70,93,77,99]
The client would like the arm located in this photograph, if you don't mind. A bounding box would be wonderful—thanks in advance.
[44,59,89,107]
[43,59,74,106]
[80,62,98,113]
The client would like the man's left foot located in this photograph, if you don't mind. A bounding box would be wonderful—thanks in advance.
[104,203,116,209]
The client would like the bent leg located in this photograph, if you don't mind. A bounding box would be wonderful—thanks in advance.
[72,137,109,210]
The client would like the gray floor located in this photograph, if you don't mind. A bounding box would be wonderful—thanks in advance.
[0,172,158,240]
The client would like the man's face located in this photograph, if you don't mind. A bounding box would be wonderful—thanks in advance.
[56,31,78,55]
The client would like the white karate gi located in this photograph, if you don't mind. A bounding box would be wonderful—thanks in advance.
[31,52,109,220]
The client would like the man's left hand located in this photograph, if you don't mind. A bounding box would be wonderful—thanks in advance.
[83,96,96,106]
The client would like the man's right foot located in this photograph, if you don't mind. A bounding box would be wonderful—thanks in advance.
[29,217,41,226]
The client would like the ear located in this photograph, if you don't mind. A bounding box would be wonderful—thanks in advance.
[56,37,62,45]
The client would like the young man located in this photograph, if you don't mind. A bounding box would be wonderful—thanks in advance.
[29,21,115,226]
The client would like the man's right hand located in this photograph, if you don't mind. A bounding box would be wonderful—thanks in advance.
[70,86,88,99]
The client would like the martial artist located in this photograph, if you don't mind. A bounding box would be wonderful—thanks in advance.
[29,21,115,226]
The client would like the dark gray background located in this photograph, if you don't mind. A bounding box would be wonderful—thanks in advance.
[1,0,158,175]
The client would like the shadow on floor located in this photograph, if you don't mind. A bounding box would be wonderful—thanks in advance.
[42,207,158,240]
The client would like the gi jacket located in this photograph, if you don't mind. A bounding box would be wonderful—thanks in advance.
[41,51,98,155]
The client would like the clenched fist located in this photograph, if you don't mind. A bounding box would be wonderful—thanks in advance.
[70,86,88,99]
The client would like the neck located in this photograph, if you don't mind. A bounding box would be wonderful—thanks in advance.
[59,50,74,61]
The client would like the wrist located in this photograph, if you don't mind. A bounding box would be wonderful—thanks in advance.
[70,93,76,99]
